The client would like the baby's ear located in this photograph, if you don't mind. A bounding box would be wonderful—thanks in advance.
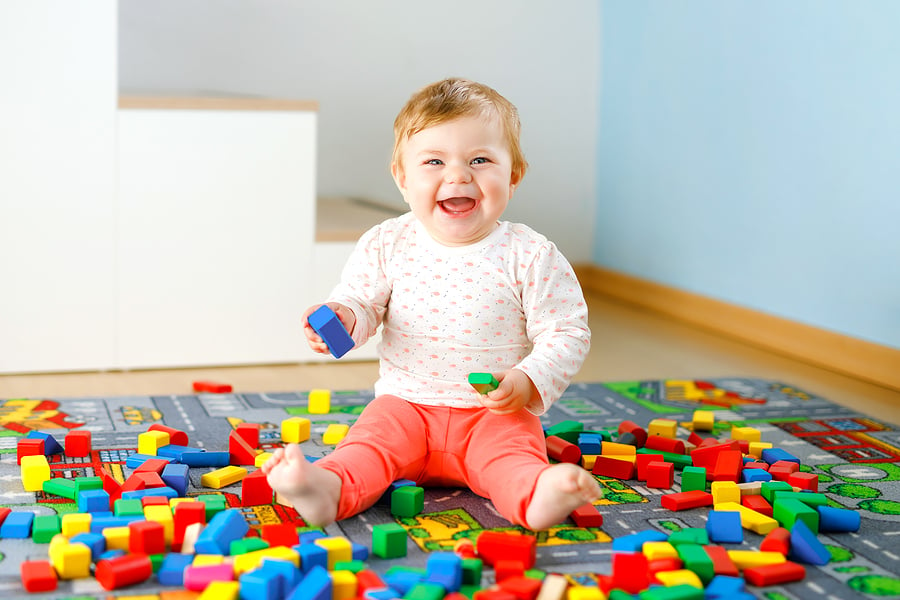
[391,161,406,191]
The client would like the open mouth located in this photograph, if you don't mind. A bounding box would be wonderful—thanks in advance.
[438,197,477,215]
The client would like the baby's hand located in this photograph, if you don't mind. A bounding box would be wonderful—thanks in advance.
[302,303,356,354]
[479,369,539,415]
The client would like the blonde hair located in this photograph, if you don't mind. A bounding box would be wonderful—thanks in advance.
[391,78,528,185]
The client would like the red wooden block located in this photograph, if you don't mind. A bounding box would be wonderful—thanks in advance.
[703,544,740,577]
[21,560,57,593]
[192,380,233,393]
[744,560,806,586]
[493,559,525,582]
[759,527,791,555]
[769,460,800,482]
[174,501,207,550]
[241,469,274,507]
[498,575,543,600]
[473,591,518,600]
[592,455,635,480]
[134,458,169,474]
[612,551,650,594]
[261,522,299,548]
[787,472,819,492]
[687,431,706,447]
[356,570,387,595]
[741,494,774,517]
[690,441,740,476]
[229,430,259,466]
[147,424,189,446]
[644,435,685,455]
[645,461,675,489]
[570,503,604,528]
[647,557,683,575]
[476,531,536,568]
[711,450,743,483]
[660,490,714,511]
[98,466,123,504]
[141,495,171,507]
[618,420,648,448]
[65,430,92,458]
[129,519,167,554]
[0,507,11,527]
[744,461,770,471]
[235,423,261,448]
[95,553,153,590]
[131,471,166,488]
[545,435,581,464]
[120,475,147,494]
[635,453,665,481]
[17,438,44,465]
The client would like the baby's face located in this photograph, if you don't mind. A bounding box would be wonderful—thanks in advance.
[392,115,515,246]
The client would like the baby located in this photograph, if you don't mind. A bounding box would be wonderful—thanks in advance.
[263,78,601,530]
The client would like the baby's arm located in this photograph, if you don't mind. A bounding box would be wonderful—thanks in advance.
[478,369,539,415]
[302,302,357,355]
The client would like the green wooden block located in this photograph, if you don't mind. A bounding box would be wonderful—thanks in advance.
[73,476,103,493]
[230,537,270,555]
[468,372,499,394]
[459,585,481,600]
[680,466,707,493]
[405,583,446,600]
[761,481,794,503]
[771,491,827,507]
[638,583,705,600]
[675,543,714,584]
[114,498,145,517]
[461,557,483,585]
[149,553,165,572]
[334,559,367,573]
[524,568,545,580]
[42,477,78,499]
[544,420,584,438]
[391,486,424,518]
[372,522,408,558]
[198,494,228,519]
[668,528,709,546]
[32,514,61,543]
[773,497,819,533]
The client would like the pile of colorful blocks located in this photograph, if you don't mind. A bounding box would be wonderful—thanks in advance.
[9,393,861,599]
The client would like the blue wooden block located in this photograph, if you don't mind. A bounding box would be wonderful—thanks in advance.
[365,588,402,600]
[125,453,173,468]
[706,510,744,544]
[577,433,603,455]
[426,552,462,592]
[308,305,354,359]
[817,505,861,533]
[98,549,126,561]
[90,515,144,534]
[194,508,249,555]
[180,450,230,467]
[77,489,110,513]
[378,479,417,505]
[70,532,107,560]
[705,575,746,598]
[120,486,179,501]
[351,542,369,561]
[0,511,35,538]
[295,543,329,574]
[287,564,332,600]
[741,468,772,483]
[260,557,302,592]
[162,463,190,496]
[298,530,326,545]
[26,431,64,456]
[383,571,425,595]
[241,566,284,600]
[761,447,801,465]
[611,529,668,553]
[789,519,831,565]
[158,553,194,586]
[157,444,204,461]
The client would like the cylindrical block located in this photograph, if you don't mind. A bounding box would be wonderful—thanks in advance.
[94,554,153,590]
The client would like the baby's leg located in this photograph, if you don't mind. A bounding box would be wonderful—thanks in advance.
[525,463,603,531]
[261,444,342,527]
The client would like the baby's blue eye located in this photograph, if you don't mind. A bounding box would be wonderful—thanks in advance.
[471,157,490,165]
[425,159,443,165]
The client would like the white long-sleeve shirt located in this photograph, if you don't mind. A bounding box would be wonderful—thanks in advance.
[328,212,590,415]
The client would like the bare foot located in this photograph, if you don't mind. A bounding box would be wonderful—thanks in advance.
[525,463,603,530]
[261,444,342,527]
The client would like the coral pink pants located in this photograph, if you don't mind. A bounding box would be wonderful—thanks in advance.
[315,395,550,527]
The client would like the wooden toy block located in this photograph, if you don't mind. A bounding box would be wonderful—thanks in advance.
[680,466,707,492]
[600,440,637,456]
[49,539,92,579]
[255,451,273,467]
[535,573,569,600]
[147,423,190,446]
[32,513,62,543]
[138,430,170,455]
[144,504,176,544]
[21,454,51,491]
[668,527,709,547]
[192,380,233,393]
[309,304,354,358]
[427,552,464,590]
[761,480,795,503]
[498,576,542,600]
[635,452,664,481]
[741,494,774,517]
[230,537,270,555]
[180,450,231,468]
[702,544,740,577]
[545,435,582,464]
[198,580,241,600]
[741,468,772,484]
[647,418,678,438]
[710,481,741,504]
[261,522,300,547]
[642,541,678,561]
[114,498,144,517]
[565,585,605,600]
[161,462,190,496]
[308,388,332,414]
[689,440,740,474]
[743,560,806,586]
[710,450,743,482]
[16,437,45,465]
[323,423,350,445]
[644,435,685,455]
[61,512,92,537]
[617,420,648,448]
[570,503,604,528]
[241,468,275,507]
[240,565,287,600]
[475,531,536,568]
[787,471,819,491]
[1,510,33,538]
[773,497,819,533]
[817,505,860,532]
[730,425,761,442]
[761,447,801,466]
[235,422,261,447]
[229,430,260,465]
[157,553,194,586]
[42,476,78,500]
[77,488,110,513]
[102,526,131,551]
[747,441,774,458]
[580,454,598,470]
[591,455,635,480]
[714,501,779,535]
[789,519,831,565]
[611,551,649,594]
[727,550,787,571]
[183,563,236,591]
[129,519,167,554]
[201,465,248,489]
[469,372,500,394]
[391,485,425,517]
[577,433,603,455]
[373,522,408,559]
[313,536,353,570]
[193,554,226,566]
[194,508,249,555]
[706,510,744,544]
[64,430,92,457]
[691,410,715,432]
[282,416,312,443]
[21,559,58,592]
[134,457,169,475]
[291,564,333,600]
[645,460,675,489]
[660,490,714,511]
[26,430,65,455]
[654,569,703,589]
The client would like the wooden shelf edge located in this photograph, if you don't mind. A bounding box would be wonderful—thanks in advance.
[573,263,900,392]
[118,95,318,112]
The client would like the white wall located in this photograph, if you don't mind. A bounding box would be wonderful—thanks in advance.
[118,0,599,261]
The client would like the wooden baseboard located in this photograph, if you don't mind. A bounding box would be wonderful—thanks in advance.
[574,264,900,392]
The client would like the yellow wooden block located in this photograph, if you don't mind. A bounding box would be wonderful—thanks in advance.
[715,501,779,535]
[61,512,92,537]
[193,554,226,566]
[748,441,774,458]
[144,504,175,544]
[322,423,350,445]
[580,455,598,470]
[566,585,605,600]
[602,454,636,465]
[731,426,761,443]
[711,481,741,504]
[255,451,274,468]
[20,454,51,492]
[138,430,170,455]
[201,466,248,489]
[692,410,715,432]
[308,389,331,414]
[601,441,637,456]
[169,497,197,509]
[232,545,299,575]
[315,536,353,570]
[199,580,240,600]
[50,540,92,579]
[642,541,678,561]
[727,550,786,570]
[332,569,358,600]
[281,417,312,444]
[655,569,703,589]
[102,525,130,551]
[648,418,678,438]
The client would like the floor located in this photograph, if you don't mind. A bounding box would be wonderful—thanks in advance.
[2,291,898,426]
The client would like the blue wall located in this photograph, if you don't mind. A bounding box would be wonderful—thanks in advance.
[595,2,899,349]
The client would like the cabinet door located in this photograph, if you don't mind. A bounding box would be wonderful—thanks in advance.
[116,108,316,368]
[0,1,117,373]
